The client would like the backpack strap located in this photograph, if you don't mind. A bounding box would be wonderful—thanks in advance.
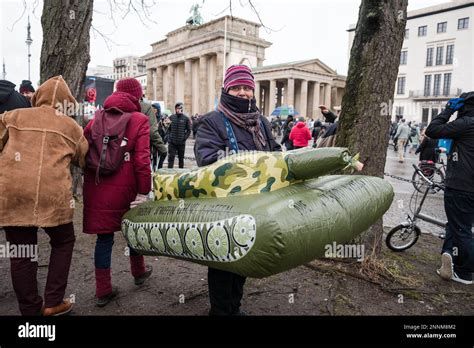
[96,136,109,185]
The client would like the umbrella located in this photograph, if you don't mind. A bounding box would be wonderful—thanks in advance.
[270,106,299,118]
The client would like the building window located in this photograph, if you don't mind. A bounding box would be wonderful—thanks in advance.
[458,17,469,29]
[424,75,432,96]
[418,25,427,36]
[422,108,430,124]
[443,73,452,96]
[400,51,407,65]
[446,44,454,64]
[437,22,447,33]
[436,46,444,65]
[395,106,404,117]
[405,28,409,39]
[433,74,442,96]
[426,47,434,66]
[397,77,406,95]
[432,108,439,120]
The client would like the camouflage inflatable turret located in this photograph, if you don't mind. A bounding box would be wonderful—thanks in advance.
[121,147,394,278]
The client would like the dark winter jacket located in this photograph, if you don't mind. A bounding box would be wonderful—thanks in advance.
[425,92,474,192]
[194,92,281,167]
[140,100,167,155]
[312,120,323,139]
[317,121,338,148]
[281,121,294,150]
[0,80,30,113]
[415,137,438,162]
[168,113,191,145]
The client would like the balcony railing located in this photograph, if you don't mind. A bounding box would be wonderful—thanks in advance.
[409,88,463,99]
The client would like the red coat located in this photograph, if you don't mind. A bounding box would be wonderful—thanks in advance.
[83,92,151,234]
[289,122,312,147]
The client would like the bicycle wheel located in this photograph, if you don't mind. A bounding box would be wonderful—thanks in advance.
[412,166,444,194]
[385,224,420,251]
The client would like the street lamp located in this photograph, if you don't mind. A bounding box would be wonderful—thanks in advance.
[25,16,33,81]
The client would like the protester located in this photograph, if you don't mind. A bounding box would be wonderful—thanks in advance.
[83,79,153,307]
[168,102,191,168]
[192,113,201,139]
[315,105,338,148]
[0,80,30,113]
[289,116,312,149]
[19,80,35,103]
[116,79,166,171]
[394,119,410,163]
[312,119,323,147]
[281,115,294,150]
[194,64,280,315]
[0,76,88,316]
[426,92,474,285]
[415,131,439,162]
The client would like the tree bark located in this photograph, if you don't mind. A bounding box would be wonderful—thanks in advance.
[336,0,408,253]
[40,0,94,101]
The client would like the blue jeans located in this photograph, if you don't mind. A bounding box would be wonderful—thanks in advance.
[443,188,474,279]
[95,233,139,269]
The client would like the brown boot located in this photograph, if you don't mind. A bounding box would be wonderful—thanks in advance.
[43,299,73,316]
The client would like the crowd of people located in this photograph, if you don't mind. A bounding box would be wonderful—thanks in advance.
[1,65,473,318]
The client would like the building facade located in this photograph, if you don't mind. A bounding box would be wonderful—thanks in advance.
[253,59,345,118]
[113,56,146,80]
[348,0,473,125]
[143,16,345,117]
[86,65,114,79]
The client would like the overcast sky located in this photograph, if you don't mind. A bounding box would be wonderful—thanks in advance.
[1,0,449,89]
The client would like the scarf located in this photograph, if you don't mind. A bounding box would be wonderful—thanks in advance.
[217,90,267,151]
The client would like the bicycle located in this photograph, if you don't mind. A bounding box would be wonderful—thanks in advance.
[386,163,446,251]
[411,151,446,194]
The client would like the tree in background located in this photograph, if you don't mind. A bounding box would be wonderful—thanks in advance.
[336,0,408,253]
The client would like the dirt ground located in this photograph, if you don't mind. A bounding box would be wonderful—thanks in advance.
[1,200,473,316]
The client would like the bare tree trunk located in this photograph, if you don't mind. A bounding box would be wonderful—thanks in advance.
[40,0,94,101]
[336,0,408,253]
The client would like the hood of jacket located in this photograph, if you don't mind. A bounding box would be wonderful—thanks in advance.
[0,80,16,104]
[104,91,141,113]
[459,91,474,117]
[31,76,77,113]
[219,89,258,114]
[296,122,306,128]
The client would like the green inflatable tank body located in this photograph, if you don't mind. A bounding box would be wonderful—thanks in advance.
[122,170,394,277]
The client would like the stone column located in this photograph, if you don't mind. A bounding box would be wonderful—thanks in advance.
[287,78,295,107]
[300,79,308,118]
[215,52,224,105]
[255,81,261,110]
[313,82,320,112]
[146,68,154,100]
[331,86,338,108]
[263,84,270,117]
[199,56,208,114]
[324,83,332,109]
[184,59,193,115]
[167,64,175,110]
[269,79,277,112]
[155,66,163,101]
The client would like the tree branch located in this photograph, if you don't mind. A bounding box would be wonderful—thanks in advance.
[7,0,27,32]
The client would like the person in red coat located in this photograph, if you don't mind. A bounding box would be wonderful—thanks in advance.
[289,117,312,149]
[83,79,153,307]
